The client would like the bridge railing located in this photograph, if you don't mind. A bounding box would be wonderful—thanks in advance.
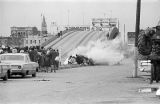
[41,29,75,47]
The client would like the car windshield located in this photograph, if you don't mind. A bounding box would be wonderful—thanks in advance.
[0,55,24,61]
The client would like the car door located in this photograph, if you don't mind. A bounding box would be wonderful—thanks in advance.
[26,55,36,71]
[24,55,34,71]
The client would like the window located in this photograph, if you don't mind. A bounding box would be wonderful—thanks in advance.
[39,40,41,44]
[25,56,29,63]
[26,55,31,62]
[23,32,25,37]
[26,40,28,44]
[30,40,32,44]
[26,34,28,38]
[1,55,24,61]
[34,40,36,44]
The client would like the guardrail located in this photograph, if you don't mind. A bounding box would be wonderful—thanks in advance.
[41,29,78,47]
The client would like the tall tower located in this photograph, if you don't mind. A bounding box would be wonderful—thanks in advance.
[41,15,47,34]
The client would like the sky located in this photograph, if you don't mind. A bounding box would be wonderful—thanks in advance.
[0,0,160,36]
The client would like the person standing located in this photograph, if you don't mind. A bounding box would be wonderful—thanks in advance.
[55,49,59,70]
[38,51,45,72]
[44,51,51,72]
[48,49,57,73]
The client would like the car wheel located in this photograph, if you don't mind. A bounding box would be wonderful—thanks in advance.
[7,70,11,78]
[22,73,26,78]
[3,74,8,81]
[32,72,36,77]
[150,64,155,84]
[36,67,39,72]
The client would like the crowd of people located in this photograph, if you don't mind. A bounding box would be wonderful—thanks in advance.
[0,45,95,72]
[0,46,60,73]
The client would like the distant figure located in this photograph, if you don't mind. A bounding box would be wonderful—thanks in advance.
[48,49,57,73]
[29,47,39,62]
[12,48,17,53]
[106,32,109,39]
[55,49,60,70]
[44,52,51,73]
[20,49,24,53]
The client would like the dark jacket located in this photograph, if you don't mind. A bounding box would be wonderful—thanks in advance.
[48,50,57,65]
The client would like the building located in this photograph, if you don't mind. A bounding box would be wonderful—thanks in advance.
[41,15,47,34]
[10,26,49,48]
[11,26,35,38]
[0,37,12,47]
[10,15,49,48]
[64,25,90,31]
[91,18,119,31]
[23,33,52,47]
[10,26,38,47]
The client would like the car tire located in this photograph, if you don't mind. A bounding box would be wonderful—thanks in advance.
[150,64,155,84]
[7,70,11,78]
[32,72,36,77]
[3,74,8,81]
[36,67,39,72]
[22,73,26,78]
[156,65,160,83]
[138,31,152,56]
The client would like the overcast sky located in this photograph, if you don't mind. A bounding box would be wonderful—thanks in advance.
[0,0,160,36]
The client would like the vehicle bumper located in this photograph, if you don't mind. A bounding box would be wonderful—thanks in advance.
[10,69,26,75]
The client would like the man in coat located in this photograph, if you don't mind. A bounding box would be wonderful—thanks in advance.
[48,49,57,73]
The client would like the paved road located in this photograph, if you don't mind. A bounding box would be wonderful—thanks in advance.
[0,58,160,104]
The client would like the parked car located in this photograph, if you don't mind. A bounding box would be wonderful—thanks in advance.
[138,60,151,72]
[0,53,39,78]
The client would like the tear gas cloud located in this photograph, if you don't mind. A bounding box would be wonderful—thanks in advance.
[70,36,126,65]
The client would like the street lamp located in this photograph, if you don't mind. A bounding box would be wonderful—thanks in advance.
[67,9,70,27]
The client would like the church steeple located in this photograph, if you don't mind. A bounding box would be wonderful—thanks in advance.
[41,15,47,34]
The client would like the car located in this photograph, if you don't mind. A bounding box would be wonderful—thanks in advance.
[138,60,151,72]
[0,53,39,78]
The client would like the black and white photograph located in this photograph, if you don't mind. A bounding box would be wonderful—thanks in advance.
[0,0,160,104]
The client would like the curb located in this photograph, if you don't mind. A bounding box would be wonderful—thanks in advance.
[59,64,82,69]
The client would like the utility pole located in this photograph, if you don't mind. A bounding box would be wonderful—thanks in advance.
[67,10,70,27]
[83,12,84,25]
[110,10,112,18]
[124,24,125,44]
[117,19,120,30]
[133,0,141,78]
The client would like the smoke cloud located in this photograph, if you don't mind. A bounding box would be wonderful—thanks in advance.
[69,36,125,65]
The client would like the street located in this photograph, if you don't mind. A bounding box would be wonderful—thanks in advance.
[0,58,160,104]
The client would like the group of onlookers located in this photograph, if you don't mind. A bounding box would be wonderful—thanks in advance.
[28,47,60,73]
[0,46,60,73]
[0,46,95,72]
